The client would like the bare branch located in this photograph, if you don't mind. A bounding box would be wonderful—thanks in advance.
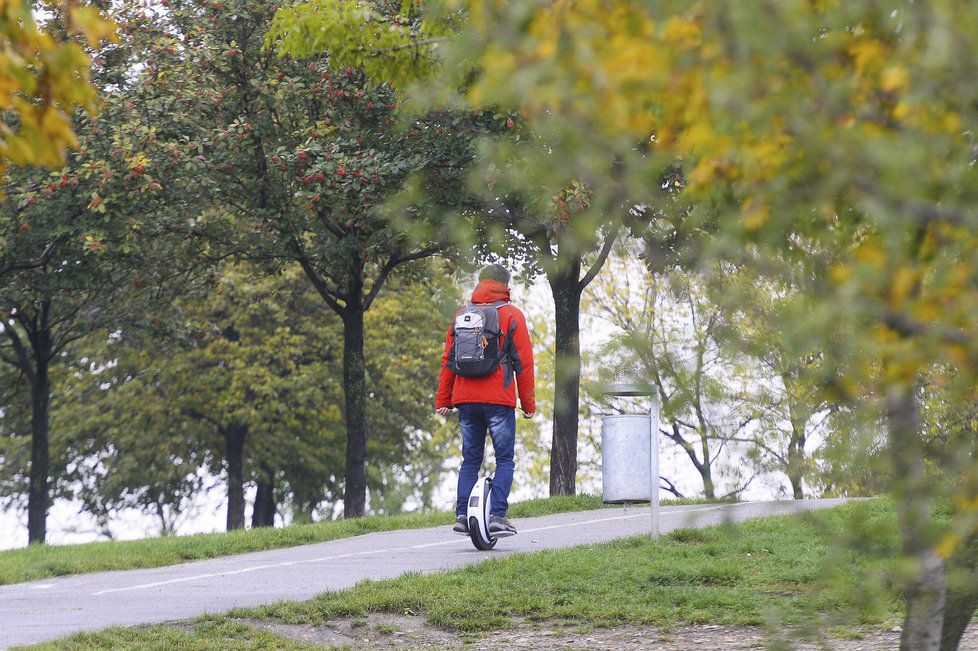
[0,235,67,279]
[296,255,342,315]
[579,223,621,291]
[363,245,443,312]
[721,474,756,500]
[726,436,787,465]
[659,475,684,499]
[2,324,33,381]
[882,309,971,347]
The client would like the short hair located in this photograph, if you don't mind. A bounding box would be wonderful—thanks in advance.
[479,263,511,286]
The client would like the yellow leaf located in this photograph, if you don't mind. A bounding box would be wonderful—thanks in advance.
[848,39,886,71]
[68,6,119,48]
[880,65,908,93]
[936,531,962,559]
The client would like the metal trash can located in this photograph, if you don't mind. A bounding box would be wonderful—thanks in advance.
[601,415,653,503]
[599,381,661,538]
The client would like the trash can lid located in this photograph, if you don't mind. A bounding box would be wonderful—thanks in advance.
[602,382,657,397]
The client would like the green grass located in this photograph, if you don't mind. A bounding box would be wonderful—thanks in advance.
[0,494,710,586]
[238,500,900,634]
[19,620,311,651]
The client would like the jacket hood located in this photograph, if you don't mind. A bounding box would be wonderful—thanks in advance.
[471,279,511,304]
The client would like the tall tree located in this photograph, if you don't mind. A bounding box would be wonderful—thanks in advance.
[0,6,209,542]
[141,0,490,517]
[62,261,457,533]
[505,188,622,497]
[0,103,194,544]
[266,0,637,497]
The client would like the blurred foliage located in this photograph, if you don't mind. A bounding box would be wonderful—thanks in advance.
[0,1,116,190]
[420,0,978,642]
[265,0,444,88]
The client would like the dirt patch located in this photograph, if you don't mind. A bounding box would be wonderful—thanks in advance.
[239,614,460,650]
[240,615,978,650]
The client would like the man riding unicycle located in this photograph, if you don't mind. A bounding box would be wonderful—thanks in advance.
[435,264,536,536]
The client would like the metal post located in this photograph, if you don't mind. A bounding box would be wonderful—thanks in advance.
[650,394,660,540]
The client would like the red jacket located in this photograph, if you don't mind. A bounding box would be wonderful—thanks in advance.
[436,279,536,413]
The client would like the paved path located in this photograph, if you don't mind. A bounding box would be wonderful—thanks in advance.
[0,499,849,648]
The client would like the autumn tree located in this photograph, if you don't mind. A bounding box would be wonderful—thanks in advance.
[64,263,341,532]
[133,0,493,518]
[0,1,116,274]
[718,269,838,500]
[432,1,978,648]
[0,99,198,544]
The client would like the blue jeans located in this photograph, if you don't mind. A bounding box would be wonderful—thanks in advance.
[455,404,516,518]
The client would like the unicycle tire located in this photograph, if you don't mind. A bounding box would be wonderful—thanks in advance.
[469,516,496,550]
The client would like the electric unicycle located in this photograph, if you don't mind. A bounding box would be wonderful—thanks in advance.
[465,476,515,550]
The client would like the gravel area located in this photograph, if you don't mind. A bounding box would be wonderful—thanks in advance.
[240,614,978,650]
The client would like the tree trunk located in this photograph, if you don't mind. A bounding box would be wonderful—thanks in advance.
[939,533,978,651]
[548,259,582,496]
[224,423,247,531]
[787,429,805,500]
[27,342,52,545]
[698,454,716,500]
[252,465,276,528]
[887,381,945,651]
[786,397,808,500]
[342,306,368,517]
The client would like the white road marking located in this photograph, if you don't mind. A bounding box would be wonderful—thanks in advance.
[90,504,746,597]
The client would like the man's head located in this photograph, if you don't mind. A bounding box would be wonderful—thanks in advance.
[479,263,511,286]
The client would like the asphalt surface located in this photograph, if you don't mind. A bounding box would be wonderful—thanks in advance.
[0,498,850,648]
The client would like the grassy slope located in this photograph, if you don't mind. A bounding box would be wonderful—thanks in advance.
[238,500,900,633]
[26,501,900,650]
[2,494,714,586]
[21,620,308,651]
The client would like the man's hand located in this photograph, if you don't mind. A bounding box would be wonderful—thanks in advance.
[522,410,536,420]
[436,407,454,417]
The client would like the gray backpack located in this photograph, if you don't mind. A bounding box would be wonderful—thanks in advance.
[447,301,507,377]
